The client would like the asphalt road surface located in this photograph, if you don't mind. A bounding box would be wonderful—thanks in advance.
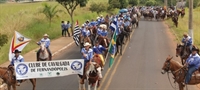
[17,20,199,90]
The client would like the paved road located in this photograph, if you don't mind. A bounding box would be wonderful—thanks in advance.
[99,20,198,90]
[16,20,199,90]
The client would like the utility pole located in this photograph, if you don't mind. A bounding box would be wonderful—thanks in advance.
[189,0,193,44]
[164,0,168,8]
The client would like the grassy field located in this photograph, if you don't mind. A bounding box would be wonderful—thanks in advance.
[165,7,200,48]
[0,0,118,64]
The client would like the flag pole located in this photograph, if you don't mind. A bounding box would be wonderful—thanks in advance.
[104,30,116,62]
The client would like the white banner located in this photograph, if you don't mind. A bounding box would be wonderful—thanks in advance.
[14,59,84,80]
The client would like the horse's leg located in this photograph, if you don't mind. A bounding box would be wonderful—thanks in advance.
[178,83,184,90]
[120,44,122,55]
[29,79,36,90]
[87,78,91,90]
[94,80,98,90]
[7,85,11,90]
[11,84,16,90]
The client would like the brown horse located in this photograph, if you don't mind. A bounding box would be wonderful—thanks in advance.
[177,9,185,18]
[79,56,103,90]
[176,44,200,65]
[0,67,36,90]
[97,36,109,57]
[176,44,190,65]
[161,56,200,90]
[171,12,178,27]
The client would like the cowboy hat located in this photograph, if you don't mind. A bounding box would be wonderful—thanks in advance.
[100,15,103,17]
[43,34,49,37]
[97,17,100,19]
[14,49,21,53]
[192,48,198,51]
[84,42,91,47]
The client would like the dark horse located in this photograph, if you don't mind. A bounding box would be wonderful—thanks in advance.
[162,56,200,90]
[97,36,109,57]
[0,66,36,90]
[115,27,129,56]
[171,12,178,27]
[176,44,199,65]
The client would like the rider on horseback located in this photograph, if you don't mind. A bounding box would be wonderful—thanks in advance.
[93,41,108,69]
[9,49,24,86]
[182,33,192,53]
[80,42,93,83]
[36,34,52,60]
[184,48,200,84]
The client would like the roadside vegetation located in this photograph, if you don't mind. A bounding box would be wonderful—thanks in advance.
[0,0,119,64]
[165,7,200,48]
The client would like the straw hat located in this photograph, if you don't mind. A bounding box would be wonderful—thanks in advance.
[84,42,91,46]
[43,34,49,37]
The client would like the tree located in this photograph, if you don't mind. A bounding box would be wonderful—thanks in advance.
[56,0,88,35]
[40,3,63,26]
[89,2,108,16]
[186,0,200,8]
[108,0,121,9]
[0,33,8,50]
[128,0,139,6]
[145,0,156,6]
[119,0,128,8]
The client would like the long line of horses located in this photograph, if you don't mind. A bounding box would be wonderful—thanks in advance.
[139,7,185,28]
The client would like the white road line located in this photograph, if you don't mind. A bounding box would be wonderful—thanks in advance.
[52,41,75,56]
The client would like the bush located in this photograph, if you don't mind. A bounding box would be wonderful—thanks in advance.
[145,0,156,6]
[0,33,8,49]
[186,0,200,9]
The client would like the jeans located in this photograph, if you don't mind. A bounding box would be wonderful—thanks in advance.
[185,66,197,84]
[62,30,66,36]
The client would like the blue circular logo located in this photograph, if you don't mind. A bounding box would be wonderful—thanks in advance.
[16,63,28,75]
[71,61,82,70]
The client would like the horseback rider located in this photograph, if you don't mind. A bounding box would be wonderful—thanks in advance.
[93,41,108,68]
[184,47,200,84]
[80,42,93,83]
[36,34,52,60]
[84,20,90,27]
[124,18,131,32]
[9,49,24,86]
[182,33,192,53]
[100,15,105,23]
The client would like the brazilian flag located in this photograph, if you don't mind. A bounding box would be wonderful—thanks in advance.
[108,31,117,67]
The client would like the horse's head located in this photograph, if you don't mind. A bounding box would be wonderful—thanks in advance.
[40,42,46,52]
[86,62,102,80]
[176,44,183,57]
[161,56,173,74]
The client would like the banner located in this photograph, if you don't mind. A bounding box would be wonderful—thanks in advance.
[9,31,31,61]
[14,59,84,80]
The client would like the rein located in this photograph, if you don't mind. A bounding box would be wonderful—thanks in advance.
[167,72,177,90]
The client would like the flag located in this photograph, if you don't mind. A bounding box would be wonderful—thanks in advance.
[109,18,120,35]
[73,20,81,46]
[9,31,31,61]
[108,31,117,67]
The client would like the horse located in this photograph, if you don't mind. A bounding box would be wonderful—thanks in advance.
[79,36,92,49]
[161,56,200,90]
[176,44,200,65]
[180,9,185,18]
[0,67,36,90]
[37,42,50,61]
[78,56,103,90]
[97,36,109,57]
[171,12,178,27]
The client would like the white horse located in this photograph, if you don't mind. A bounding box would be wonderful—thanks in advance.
[38,42,49,61]
[78,62,102,90]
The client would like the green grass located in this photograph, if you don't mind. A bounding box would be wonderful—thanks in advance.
[0,0,118,64]
[165,7,200,48]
